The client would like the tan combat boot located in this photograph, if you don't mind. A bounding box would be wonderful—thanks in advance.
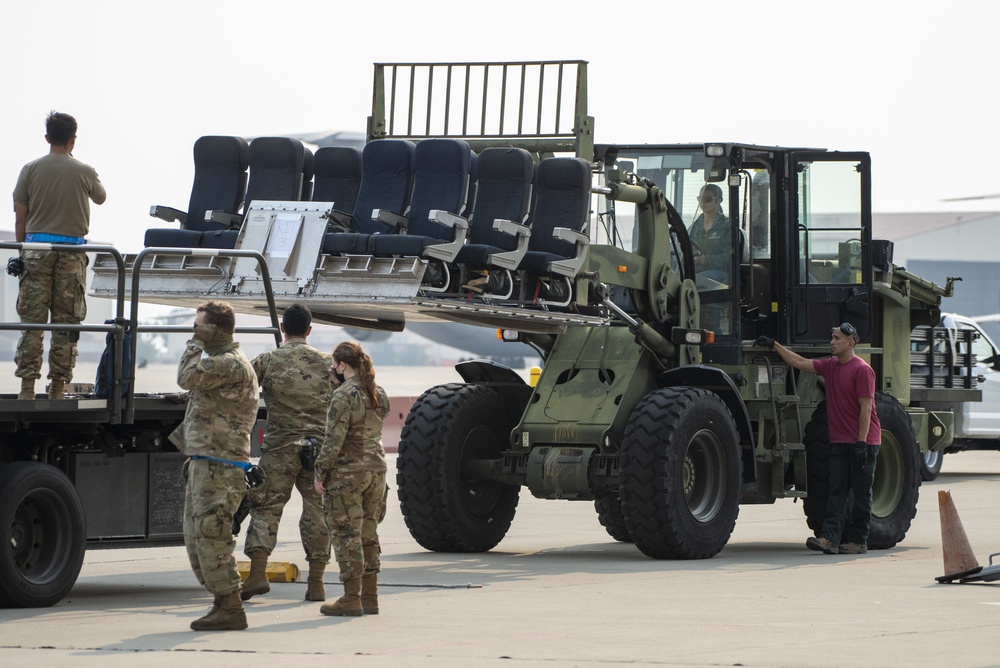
[241,552,270,600]
[304,561,326,601]
[48,380,65,400]
[361,573,379,615]
[17,379,35,400]
[319,578,363,616]
[190,591,247,631]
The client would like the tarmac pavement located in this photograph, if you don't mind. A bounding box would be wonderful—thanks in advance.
[2,450,999,667]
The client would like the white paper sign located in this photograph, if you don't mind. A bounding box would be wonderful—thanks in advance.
[266,214,303,258]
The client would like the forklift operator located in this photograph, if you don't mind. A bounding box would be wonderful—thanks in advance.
[688,183,734,284]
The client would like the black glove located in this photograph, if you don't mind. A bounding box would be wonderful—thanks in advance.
[245,464,266,488]
[852,442,868,471]
[6,256,25,277]
[232,490,251,535]
[754,335,775,348]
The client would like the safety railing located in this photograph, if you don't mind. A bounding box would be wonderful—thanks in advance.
[0,243,282,425]
[369,60,593,158]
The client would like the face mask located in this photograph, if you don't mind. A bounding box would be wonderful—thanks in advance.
[333,371,346,384]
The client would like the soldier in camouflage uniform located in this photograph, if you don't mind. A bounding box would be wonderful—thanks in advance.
[12,111,106,400]
[170,301,259,632]
[242,304,333,602]
[313,341,390,617]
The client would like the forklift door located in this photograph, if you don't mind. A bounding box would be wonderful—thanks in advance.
[788,152,873,344]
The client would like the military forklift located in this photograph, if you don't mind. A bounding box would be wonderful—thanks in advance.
[77,60,972,567]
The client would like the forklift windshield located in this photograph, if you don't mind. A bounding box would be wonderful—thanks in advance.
[601,147,743,337]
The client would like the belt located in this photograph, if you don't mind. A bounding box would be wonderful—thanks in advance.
[24,233,86,244]
[188,455,252,471]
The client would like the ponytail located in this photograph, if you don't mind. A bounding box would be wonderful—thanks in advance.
[333,341,380,408]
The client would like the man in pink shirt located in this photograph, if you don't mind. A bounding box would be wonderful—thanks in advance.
[755,322,881,555]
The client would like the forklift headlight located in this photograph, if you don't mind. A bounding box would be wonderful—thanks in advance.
[705,144,726,157]
[671,328,706,345]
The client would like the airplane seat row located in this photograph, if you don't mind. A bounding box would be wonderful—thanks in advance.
[144,135,249,248]
[318,137,592,301]
[145,135,317,250]
[142,134,592,305]
[322,139,417,255]
[367,138,474,258]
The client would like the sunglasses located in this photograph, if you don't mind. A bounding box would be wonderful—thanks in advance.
[699,195,716,203]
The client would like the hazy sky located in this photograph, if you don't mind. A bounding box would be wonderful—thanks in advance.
[3,0,997,252]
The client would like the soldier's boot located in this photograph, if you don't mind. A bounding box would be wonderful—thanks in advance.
[361,573,379,615]
[304,561,326,601]
[192,595,221,623]
[190,592,247,631]
[319,578,363,616]
[48,380,65,400]
[240,552,271,601]
[17,379,35,400]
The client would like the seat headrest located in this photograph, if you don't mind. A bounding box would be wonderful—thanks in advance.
[248,137,305,171]
[362,139,416,175]
[537,157,591,192]
[477,147,534,183]
[193,136,249,170]
[314,147,363,177]
[414,138,472,176]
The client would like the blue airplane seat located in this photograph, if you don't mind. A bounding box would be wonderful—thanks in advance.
[312,146,363,214]
[517,157,592,276]
[144,135,249,248]
[368,138,473,257]
[322,139,415,254]
[454,147,534,268]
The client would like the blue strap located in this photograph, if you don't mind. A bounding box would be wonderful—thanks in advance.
[189,455,252,471]
[24,233,86,244]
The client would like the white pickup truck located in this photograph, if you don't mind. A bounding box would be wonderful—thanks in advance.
[919,313,1000,480]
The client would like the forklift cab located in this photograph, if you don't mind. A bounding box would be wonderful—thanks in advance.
[595,144,874,362]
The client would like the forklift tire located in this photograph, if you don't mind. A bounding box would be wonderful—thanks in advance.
[802,393,920,550]
[0,462,86,608]
[595,492,632,543]
[396,383,519,552]
[620,387,742,559]
[920,449,943,482]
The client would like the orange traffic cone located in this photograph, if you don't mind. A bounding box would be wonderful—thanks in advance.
[936,490,982,583]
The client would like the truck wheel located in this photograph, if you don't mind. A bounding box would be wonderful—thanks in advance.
[0,462,86,608]
[595,492,632,543]
[396,383,519,552]
[802,393,920,549]
[920,449,943,481]
[619,387,741,559]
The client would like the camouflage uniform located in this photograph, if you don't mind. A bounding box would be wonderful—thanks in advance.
[244,341,333,562]
[12,152,105,383]
[15,249,87,382]
[170,337,259,597]
[315,377,390,582]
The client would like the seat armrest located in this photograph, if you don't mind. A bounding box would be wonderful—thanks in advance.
[428,209,470,231]
[547,226,590,277]
[149,205,187,225]
[324,209,353,232]
[423,212,470,263]
[487,219,531,270]
[373,209,408,231]
[493,218,528,237]
[552,227,590,246]
[205,210,244,230]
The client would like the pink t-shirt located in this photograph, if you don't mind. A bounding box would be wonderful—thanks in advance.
[813,355,881,445]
